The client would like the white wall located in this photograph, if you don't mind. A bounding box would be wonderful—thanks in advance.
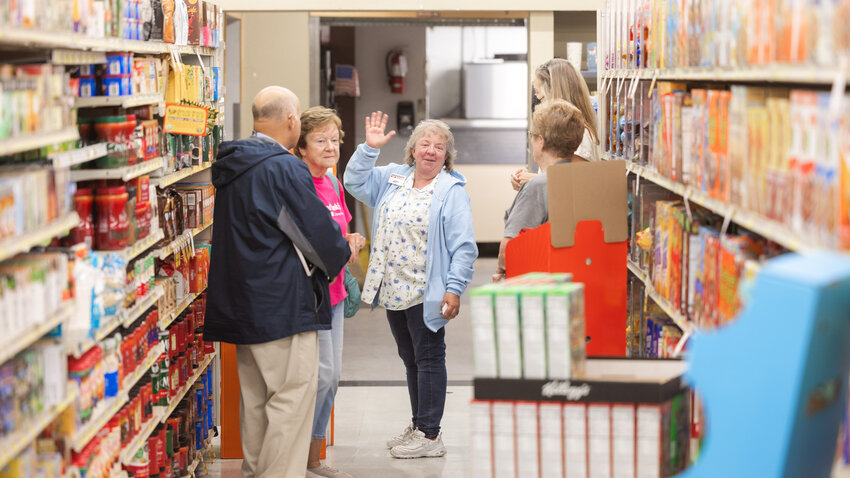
[353,25,427,165]
[239,12,311,139]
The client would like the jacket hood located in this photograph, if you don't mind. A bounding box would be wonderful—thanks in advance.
[212,138,287,188]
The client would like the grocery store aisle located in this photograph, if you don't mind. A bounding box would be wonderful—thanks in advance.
[203,257,498,477]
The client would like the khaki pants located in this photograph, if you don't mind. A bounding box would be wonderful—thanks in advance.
[236,331,319,478]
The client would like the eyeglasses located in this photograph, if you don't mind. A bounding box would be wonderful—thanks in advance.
[527,130,540,139]
[415,141,447,153]
[309,136,340,148]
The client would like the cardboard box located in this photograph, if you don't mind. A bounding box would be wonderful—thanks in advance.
[470,285,499,378]
[539,403,564,478]
[492,402,516,478]
[515,402,540,477]
[519,286,547,379]
[494,286,523,379]
[470,401,494,477]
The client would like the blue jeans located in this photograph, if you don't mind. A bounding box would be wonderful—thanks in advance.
[312,302,344,439]
[386,304,447,439]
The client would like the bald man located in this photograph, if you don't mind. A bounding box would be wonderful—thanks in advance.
[205,86,351,478]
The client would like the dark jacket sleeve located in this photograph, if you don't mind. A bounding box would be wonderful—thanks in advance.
[271,156,350,280]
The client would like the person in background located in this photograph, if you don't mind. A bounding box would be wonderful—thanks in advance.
[204,86,350,478]
[511,58,600,190]
[294,106,366,478]
[495,99,586,281]
[344,112,478,459]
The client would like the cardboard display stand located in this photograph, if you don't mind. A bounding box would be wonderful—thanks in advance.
[505,160,628,356]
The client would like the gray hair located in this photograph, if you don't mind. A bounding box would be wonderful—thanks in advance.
[403,120,457,172]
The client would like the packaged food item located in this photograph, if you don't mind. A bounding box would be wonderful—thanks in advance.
[162,0,175,43]
[95,186,129,250]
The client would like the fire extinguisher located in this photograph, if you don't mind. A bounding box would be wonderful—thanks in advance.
[386,50,407,94]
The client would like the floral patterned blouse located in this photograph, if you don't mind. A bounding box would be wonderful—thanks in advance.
[361,173,438,310]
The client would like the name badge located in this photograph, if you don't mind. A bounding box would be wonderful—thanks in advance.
[388,173,406,186]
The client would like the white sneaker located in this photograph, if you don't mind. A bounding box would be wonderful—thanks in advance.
[306,463,354,478]
[390,430,447,459]
[386,422,416,448]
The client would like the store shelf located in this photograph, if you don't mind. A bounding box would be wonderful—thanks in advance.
[620,158,812,252]
[122,286,164,328]
[67,313,123,359]
[70,341,165,453]
[49,143,108,168]
[95,228,164,264]
[601,66,850,85]
[0,389,77,469]
[70,156,165,182]
[152,163,211,188]
[627,260,694,334]
[159,286,207,331]
[154,230,194,260]
[75,93,164,109]
[193,219,213,236]
[70,394,124,452]
[121,342,165,398]
[0,27,218,56]
[0,302,74,365]
[0,126,79,157]
[0,212,79,263]
[161,353,215,424]
[154,220,212,260]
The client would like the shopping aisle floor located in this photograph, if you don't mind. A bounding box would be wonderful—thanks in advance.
[203,257,499,477]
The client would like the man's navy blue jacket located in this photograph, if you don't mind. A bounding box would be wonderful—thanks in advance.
[203,135,350,345]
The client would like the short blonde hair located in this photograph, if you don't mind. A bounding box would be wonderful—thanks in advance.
[403,120,457,172]
[294,106,344,158]
[531,99,585,160]
[534,58,598,144]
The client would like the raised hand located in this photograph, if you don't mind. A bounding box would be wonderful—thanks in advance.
[365,111,396,149]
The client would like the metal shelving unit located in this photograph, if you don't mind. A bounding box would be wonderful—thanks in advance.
[0,390,77,469]
[152,163,212,188]
[0,127,79,157]
[0,27,218,56]
[49,143,108,168]
[75,93,164,109]
[601,65,850,85]
[619,157,813,252]
[0,213,79,263]
[69,156,166,183]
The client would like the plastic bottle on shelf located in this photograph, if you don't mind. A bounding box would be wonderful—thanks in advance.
[104,334,121,398]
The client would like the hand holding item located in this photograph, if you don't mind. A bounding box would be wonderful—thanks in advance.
[440,292,460,319]
[510,168,537,191]
[365,111,396,149]
[345,232,366,264]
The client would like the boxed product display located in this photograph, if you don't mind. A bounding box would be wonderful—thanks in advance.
[473,359,691,478]
[470,274,585,381]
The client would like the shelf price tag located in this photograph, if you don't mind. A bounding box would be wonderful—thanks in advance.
[163,104,209,136]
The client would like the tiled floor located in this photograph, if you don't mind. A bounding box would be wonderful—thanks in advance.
[200,257,499,477]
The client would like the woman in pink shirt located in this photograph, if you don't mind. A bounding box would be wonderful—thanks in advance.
[295,106,366,478]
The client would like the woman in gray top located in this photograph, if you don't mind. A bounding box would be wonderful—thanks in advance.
[495,99,586,281]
